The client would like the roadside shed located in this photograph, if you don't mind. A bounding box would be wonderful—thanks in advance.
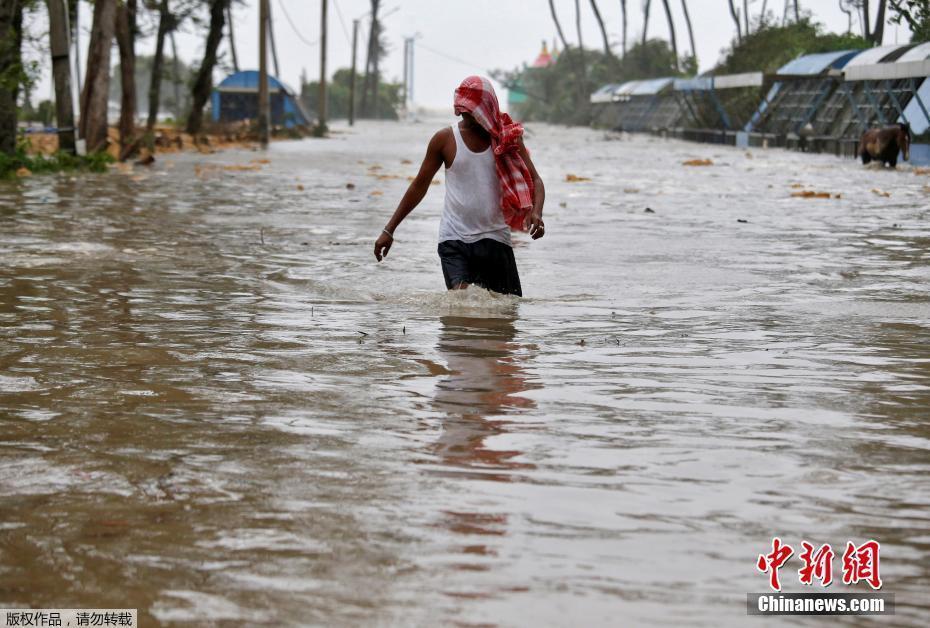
[211,70,312,129]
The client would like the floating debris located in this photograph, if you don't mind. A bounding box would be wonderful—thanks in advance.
[871,188,891,197]
[791,190,838,199]
[296,184,305,191]
[644,207,655,213]
[370,190,383,196]
[346,182,356,189]
[683,159,713,167]
[222,164,262,172]
[737,218,748,223]
[565,174,591,182]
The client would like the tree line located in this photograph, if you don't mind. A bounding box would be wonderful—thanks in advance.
[499,0,927,126]
[0,0,395,160]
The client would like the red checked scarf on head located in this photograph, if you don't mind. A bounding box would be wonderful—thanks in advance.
[453,76,535,231]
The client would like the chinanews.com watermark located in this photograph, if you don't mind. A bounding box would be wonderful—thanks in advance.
[749,537,894,616]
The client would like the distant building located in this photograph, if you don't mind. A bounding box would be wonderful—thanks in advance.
[507,41,557,118]
[211,71,312,128]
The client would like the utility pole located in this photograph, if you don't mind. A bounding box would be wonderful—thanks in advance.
[408,37,414,110]
[348,18,358,126]
[316,0,327,136]
[46,0,76,153]
[258,0,270,148]
[402,38,408,111]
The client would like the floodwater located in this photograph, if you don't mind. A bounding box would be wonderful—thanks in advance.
[1,119,929,627]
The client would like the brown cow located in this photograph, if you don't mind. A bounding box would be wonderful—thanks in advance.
[859,123,911,168]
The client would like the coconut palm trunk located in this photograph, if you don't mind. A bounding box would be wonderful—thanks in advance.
[680,0,696,62]
[549,0,569,51]
[186,0,227,134]
[661,0,679,71]
[146,0,171,132]
[728,0,742,42]
[620,0,628,54]
[80,0,117,152]
[115,0,137,158]
[0,0,24,156]
[642,0,651,45]
[589,0,613,57]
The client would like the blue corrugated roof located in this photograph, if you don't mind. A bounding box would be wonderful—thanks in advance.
[777,50,859,75]
[217,70,291,92]
[674,77,713,91]
[629,77,674,96]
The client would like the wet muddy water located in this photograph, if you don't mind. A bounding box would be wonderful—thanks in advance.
[1,120,929,626]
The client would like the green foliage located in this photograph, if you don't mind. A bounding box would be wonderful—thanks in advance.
[493,40,687,126]
[889,0,930,42]
[715,18,870,75]
[300,69,403,121]
[0,147,114,178]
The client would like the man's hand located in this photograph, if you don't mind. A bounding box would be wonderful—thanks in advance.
[524,210,545,240]
[374,231,393,261]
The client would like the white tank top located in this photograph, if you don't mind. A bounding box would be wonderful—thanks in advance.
[439,123,511,246]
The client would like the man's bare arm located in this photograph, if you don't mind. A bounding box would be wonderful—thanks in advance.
[518,138,546,240]
[374,129,448,261]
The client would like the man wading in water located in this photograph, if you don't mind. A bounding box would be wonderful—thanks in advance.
[373,76,545,296]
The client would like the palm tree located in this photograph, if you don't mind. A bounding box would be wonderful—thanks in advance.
[871,0,888,44]
[548,0,570,51]
[661,0,679,71]
[728,0,742,43]
[589,0,614,57]
[680,0,696,64]
[115,0,138,158]
[186,0,228,134]
[80,0,117,152]
[620,0,628,54]
[642,0,652,46]
[575,0,587,90]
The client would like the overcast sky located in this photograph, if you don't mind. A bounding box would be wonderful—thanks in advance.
[27,0,912,112]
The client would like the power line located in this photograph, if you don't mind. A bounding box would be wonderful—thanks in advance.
[417,41,551,105]
[276,0,319,48]
[416,41,489,74]
[331,0,352,46]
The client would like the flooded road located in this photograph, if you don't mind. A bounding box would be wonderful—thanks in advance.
[2,119,929,626]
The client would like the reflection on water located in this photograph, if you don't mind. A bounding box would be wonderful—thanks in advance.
[1,119,929,626]
[431,315,535,480]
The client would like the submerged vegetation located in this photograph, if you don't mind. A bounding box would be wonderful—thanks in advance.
[0,147,113,178]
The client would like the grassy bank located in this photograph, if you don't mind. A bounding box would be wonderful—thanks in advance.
[0,148,114,178]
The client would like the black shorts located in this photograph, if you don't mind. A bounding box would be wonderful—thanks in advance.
[438,238,522,296]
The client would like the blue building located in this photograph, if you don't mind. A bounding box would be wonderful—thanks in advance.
[211,70,312,129]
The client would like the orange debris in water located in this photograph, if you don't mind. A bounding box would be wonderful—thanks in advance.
[565,174,591,182]
[791,190,836,199]
[682,159,713,167]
